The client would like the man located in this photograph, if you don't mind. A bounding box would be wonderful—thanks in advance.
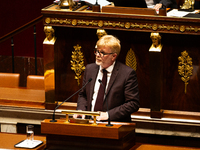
[109,0,177,11]
[74,35,139,122]
[146,0,177,10]
[146,0,178,11]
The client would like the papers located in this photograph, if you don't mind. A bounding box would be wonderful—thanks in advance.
[83,0,111,7]
[15,140,43,149]
[167,9,197,17]
[54,0,111,8]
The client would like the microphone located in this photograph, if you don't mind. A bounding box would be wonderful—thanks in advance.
[98,79,113,127]
[50,78,92,122]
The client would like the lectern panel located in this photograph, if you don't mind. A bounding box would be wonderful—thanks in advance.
[41,119,136,150]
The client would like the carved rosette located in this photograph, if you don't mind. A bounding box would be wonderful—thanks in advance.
[70,44,85,86]
[178,50,193,94]
[125,48,137,71]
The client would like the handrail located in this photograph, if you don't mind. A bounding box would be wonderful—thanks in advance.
[0,15,43,44]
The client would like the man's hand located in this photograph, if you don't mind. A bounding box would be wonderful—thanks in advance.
[154,3,162,11]
[73,114,85,119]
[96,112,108,121]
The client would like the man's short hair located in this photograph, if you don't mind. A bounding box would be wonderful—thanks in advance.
[96,35,121,55]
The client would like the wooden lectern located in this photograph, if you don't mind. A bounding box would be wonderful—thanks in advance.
[41,119,135,150]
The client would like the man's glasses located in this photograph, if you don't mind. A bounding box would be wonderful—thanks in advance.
[94,49,114,57]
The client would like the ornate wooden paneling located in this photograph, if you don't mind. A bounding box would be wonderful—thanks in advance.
[42,5,200,35]
[42,4,200,113]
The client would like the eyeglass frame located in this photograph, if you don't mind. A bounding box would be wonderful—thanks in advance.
[94,49,114,57]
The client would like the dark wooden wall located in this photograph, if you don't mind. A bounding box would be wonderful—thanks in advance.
[54,26,200,112]
[0,0,53,57]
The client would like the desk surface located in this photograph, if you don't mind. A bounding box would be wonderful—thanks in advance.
[0,132,46,150]
[0,87,45,108]
[133,144,200,150]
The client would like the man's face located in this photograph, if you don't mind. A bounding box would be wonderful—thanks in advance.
[95,46,116,69]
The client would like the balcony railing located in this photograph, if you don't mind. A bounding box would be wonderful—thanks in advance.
[0,15,43,74]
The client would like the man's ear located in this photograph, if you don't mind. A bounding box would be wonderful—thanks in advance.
[112,53,117,61]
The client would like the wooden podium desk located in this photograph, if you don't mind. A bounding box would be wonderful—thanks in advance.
[131,143,200,150]
[41,119,136,150]
[0,132,46,150]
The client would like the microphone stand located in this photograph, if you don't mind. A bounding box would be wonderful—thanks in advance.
[98,79,113,127]
[50,78,92,122]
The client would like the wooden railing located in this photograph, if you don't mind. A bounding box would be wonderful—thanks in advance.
[0,15,43,74]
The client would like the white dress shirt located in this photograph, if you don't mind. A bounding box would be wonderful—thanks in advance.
[91,62,115,112]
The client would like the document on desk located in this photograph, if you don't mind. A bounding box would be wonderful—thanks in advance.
[15,140,43,149]
[55,0,111,7]
[79,0,111,8]
[167,9,197,17]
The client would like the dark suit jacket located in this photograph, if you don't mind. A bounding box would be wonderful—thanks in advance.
[77,61,140,122]
[154,0,177,8]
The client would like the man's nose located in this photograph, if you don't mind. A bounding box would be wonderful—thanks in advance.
[96,52,101,57]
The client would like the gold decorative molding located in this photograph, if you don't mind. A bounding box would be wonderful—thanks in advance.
[178,50,193,94]
[44,17,200,34]
[70,44,85,86]
[125,48,137,71]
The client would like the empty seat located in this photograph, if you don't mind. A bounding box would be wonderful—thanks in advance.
[0,73,20,88]
[27,75,45,90]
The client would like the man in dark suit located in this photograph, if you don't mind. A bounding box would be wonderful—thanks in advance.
[75,35,139,122]
[151,0,177,10]
[109,0,177,10]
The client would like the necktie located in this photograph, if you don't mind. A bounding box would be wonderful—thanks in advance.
[94,69,107,111]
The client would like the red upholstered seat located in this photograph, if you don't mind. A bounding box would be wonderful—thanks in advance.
[27,75,45,90]
[0,73,20,88]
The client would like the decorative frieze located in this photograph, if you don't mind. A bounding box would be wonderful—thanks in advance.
[44,17,200,34]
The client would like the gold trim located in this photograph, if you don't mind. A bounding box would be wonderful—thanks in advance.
[45,17,51,24]
[125,22,131,29]
[178,50,193,94]
[98,20,103,27]
[44,17,200,33]
[70,44,85,86]
[62,110,100,125]
[180,25,186,32]
[72,19,77,26]
[152,24,158,30]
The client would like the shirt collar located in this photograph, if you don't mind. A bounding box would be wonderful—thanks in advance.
[100,61,116,73]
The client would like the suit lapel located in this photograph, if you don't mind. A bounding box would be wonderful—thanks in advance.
[88,64,99,108]
[105,61,120,97]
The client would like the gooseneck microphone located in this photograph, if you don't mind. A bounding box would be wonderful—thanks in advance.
[50,78,92,122]
[98,79,113,127]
